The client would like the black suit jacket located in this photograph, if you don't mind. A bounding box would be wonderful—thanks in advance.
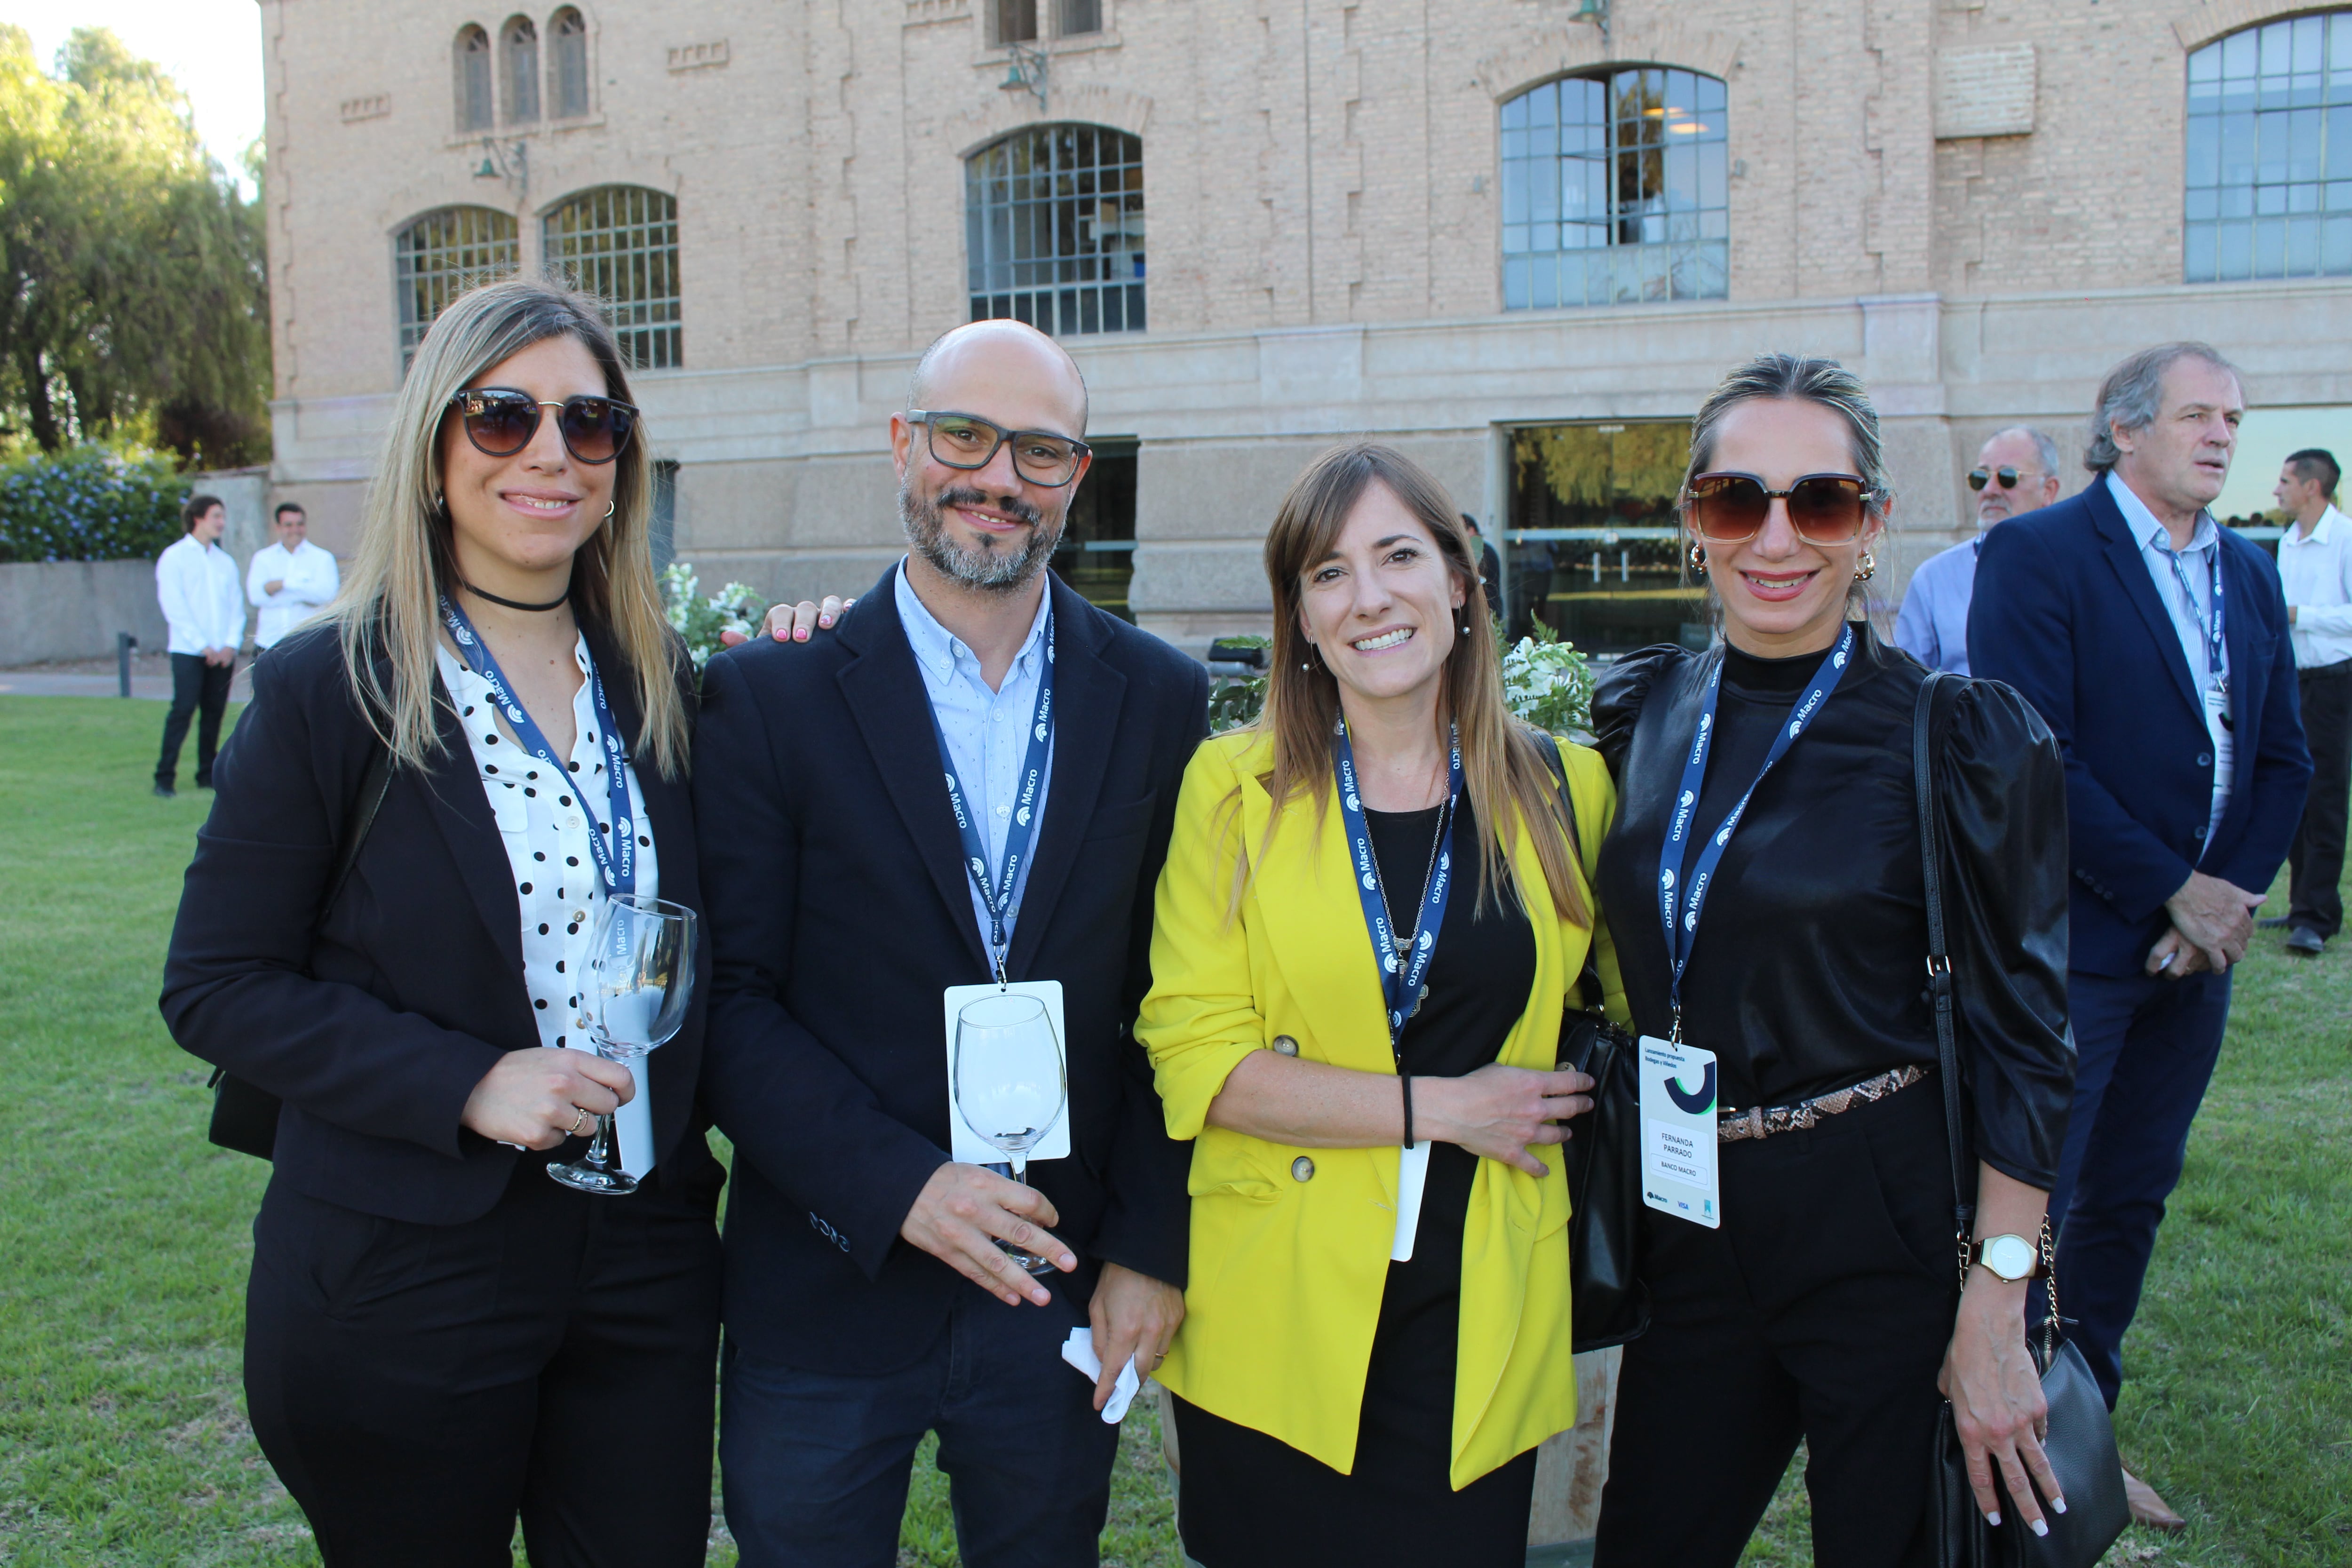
[159,619,719,1225]
[694,566,1208,1373]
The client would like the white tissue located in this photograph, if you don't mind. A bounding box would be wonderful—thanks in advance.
[1060,1327,1144,1423]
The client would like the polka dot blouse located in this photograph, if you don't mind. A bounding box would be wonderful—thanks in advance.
[435,637,660,1057]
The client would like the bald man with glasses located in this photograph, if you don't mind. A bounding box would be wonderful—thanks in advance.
[1895,426,2063,674]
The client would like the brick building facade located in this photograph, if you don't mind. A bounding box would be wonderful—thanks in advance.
[258,0,2352,652]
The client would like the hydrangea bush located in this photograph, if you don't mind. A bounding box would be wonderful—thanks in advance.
[660,562,772,669]
[0,447,191,564]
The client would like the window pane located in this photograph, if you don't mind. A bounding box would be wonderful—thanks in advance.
[504,19,539,124]
[965,124,1146,334]
[395,207,520,371]
[1057,0,1101,36]
[551,9,589,119]
[2192,15,2352,281]
[543,187,683,368]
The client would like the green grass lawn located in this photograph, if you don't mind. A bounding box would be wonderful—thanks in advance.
[0,694,2344,1566]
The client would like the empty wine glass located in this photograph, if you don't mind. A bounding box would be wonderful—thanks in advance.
[952,991,1067,1274]
[549,894,696,1196]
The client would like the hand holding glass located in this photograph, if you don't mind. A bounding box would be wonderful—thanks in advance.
[549,894,696,1196]
[952,992,1068,1274]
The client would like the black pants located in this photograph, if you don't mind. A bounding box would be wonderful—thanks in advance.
[2289,660,2352,938]
[1594,1081,1956,1568]
[157,652,233,787]
[245,1156,723,1567]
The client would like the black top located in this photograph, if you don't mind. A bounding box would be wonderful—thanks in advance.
[1591,624,2075,1189]
[1359,792,1536,1472]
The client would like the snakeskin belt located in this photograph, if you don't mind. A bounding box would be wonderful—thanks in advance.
[1716,1064,1930,1143]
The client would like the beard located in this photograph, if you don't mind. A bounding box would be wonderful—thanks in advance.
[899,478,1065,593]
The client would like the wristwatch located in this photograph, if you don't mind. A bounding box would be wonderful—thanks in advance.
[1970,1233,2045,1282]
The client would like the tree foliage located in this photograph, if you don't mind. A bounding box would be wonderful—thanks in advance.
[0,26,270,469]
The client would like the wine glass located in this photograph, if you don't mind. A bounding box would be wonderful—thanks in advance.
[952,991,1068,1274]
[549,894,696,1196]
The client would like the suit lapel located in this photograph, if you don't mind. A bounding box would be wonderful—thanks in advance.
[2088,479,2203,722]
[836,571,996,977]
[421,671,528,979]
[1005,578,1125,979]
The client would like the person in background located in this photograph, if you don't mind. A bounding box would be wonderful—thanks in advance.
[2269,447,2352,955]
[247,502,342,652]
[154,493,246,798]
[1463,513,1504,624]
[1894,426,2062,675]
[1971,342,2310,1530]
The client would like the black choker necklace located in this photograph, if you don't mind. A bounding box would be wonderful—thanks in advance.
[464,581,571,613]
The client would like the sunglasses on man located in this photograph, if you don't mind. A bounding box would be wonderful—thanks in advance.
[447,389,639,465]
[1685,472,1877,546]
[907,410,1091,487]
[1967,466,2042,492]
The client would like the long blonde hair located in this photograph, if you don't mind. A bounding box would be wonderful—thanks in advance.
[331,277,686,777]
[1238,442,1588,926]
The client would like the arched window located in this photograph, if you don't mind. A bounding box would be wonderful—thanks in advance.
[544,186,683,369]
[502,16,540,125]
[454,26,494,133]
[549,8,590,119]
[966,125,1145,336]
[2185,12,2352,281]
[1500,68,1728,310]
[395,207,519,370]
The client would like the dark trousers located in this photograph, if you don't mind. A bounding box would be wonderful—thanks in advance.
[719,1278,1117,1568]
[2288,660,2352,938]
[2046,968,2231,1410]
[157,652,233,787]
[244,1157,724,1567]
[1594,1082,1955,1568]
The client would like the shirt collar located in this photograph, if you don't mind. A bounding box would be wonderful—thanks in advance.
[2106,471,2217,557]
[892,557,1052,685]
[2284,504,2346,547]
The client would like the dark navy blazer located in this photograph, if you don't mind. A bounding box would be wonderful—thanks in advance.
[693,567,1208,1375]
[1970,478,2311,978]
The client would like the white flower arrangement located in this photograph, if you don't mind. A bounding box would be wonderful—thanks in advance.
[660,562,771,669]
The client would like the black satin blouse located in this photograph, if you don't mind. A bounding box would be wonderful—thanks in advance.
[1591,624,2074,1189]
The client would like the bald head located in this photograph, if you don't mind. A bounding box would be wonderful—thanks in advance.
[908,319,1089,437]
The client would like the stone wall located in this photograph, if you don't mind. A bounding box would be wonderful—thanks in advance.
[0,561,170,667]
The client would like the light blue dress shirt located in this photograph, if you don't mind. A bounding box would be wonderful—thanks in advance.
[894,561,1055,958]
[2105,471,2233,840]
[1893,534,1983,675]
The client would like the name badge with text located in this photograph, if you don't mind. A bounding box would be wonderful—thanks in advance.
[1639,1036,1720,1229]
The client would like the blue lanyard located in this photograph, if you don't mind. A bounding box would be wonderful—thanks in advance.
[439,595,636,897]
[1334,720,1465,1063]
[1657,624,1854,1035]
[2153,534,2227,695]
[933,605,1055,984]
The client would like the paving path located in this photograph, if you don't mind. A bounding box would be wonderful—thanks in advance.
[0,660,253,701]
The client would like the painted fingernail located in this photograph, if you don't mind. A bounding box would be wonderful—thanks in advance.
[2052,1497,2067,1514]
[2029,1519,2048,1538]
[1986,1512,2002,1528]
[820,614,834,627]
[796,628,810,641]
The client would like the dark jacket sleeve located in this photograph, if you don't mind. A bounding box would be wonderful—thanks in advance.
[1091,656,1211,1289]
[1936,678,2075,1191]
[2214,545,2314,895]
[1971,522,2194,922]
[1589,643,1685,780]
[692,649,952,1282]
[157,639,505,1156]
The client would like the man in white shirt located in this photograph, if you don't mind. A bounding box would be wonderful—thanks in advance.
[1894,425,2064,673]
[153,493,246,797]
[246,502,340,650]
[2271,448,2352,953]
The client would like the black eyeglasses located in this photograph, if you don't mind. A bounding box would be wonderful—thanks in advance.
[906,410,1090,487]
[447,388,638,465]
[1967,466,2039,492]
[1685,472,1877,545]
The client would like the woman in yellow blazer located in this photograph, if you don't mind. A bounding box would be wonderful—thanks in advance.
[1137,442,1623,1568]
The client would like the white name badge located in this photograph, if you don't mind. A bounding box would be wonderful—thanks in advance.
[942,981,1072,1167]
[1391,1139,1432,1261]
[1638,1036,1721,1229]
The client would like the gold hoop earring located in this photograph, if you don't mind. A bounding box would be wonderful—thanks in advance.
[1688,541,1707,573]
[1854,550,1876,582]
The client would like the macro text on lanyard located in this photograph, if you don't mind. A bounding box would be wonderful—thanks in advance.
[1334,718,1465,1142]
[1657,623,1855,1041]
[2154,536,2229,704]
[438,594,637,898]
[935,605,1055,987]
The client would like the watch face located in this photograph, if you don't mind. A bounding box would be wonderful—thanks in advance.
[1982,1234,2036,1280]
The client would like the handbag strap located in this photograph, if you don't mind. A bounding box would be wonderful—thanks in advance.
[1534,732,1606,1012]
[1911,672,1977,1287]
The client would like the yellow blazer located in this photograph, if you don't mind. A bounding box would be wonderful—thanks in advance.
[1137,726,1626,1490]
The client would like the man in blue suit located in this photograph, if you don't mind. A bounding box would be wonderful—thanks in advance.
[1972,342,2310,1528]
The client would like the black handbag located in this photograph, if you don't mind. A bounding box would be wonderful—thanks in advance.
[1536,734,1650,1353]
[204,744,393,1159]
[1913,673,2129,1568]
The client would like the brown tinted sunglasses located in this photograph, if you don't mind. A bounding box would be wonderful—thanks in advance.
[1685,472,1877,545]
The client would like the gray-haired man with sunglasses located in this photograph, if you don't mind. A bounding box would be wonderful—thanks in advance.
[1895,426,2063,674]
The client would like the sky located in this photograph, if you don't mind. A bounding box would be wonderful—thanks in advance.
[5,0,264,194]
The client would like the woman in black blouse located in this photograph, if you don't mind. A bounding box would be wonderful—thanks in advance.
[1589,354,2075,1567]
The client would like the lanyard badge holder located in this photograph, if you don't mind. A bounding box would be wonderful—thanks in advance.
[1334,720,1464,1262]
[1642,624,1855,1230]
[938,606,1072,1170]
[2156,541,2234,842]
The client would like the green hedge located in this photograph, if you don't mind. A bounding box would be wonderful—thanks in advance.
[0,447,191,565]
